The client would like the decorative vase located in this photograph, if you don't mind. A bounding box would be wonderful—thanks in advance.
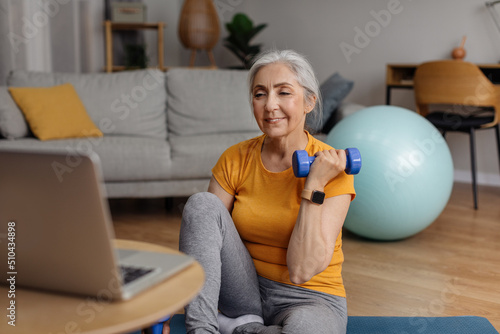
[451,36,467,61]
[178,0,220,67]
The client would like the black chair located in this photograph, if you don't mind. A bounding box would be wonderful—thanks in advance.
[414,60,500,209]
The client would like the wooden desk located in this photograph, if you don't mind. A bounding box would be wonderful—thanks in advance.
[386,63,500,104]
[0,240,204,334]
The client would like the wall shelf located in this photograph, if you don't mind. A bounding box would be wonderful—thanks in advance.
[104,20,166,73]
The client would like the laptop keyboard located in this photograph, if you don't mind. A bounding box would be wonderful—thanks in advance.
[120,265,155,285]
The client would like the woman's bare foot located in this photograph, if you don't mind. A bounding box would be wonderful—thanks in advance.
[162,316,171,334]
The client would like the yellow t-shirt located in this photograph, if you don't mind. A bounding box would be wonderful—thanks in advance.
[212,131,355,297]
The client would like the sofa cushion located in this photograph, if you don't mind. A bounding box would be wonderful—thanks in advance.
[7,69,167,140]
[306,72,354,133]
[168,132,261,179]
[8,83,103,141]
[0,87,29,139]
[0,136,171,182]
[166,68,259,136]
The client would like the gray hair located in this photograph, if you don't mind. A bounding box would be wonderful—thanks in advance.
[247,49,322,126]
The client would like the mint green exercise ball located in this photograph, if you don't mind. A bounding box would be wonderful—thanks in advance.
[327,105,454,240]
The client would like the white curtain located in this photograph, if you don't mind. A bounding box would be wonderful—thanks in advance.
[0,0,105,84]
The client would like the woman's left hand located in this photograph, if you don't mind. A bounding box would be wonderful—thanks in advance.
[306,149,346,188]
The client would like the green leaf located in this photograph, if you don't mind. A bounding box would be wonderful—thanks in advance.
[225,22,236,35]
[234,33,250,50]
[223,13,267,69]
[247,45,261,55]
[232,13,253,33]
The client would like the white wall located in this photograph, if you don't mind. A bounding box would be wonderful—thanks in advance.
[150,0,500,185]
[0,0,104,78]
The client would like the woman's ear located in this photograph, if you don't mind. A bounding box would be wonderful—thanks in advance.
[305,95,317,114]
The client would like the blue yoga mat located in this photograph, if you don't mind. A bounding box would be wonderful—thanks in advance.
[168,314,498,334]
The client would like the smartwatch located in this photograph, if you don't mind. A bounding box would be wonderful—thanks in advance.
[301,189,325,205]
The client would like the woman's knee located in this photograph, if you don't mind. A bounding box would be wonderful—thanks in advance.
[183,192,223,220]
[185,191,220,209]
[183,192,222,216]
[181,192,229,235]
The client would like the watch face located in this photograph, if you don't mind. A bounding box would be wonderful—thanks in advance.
[311,190,325,204]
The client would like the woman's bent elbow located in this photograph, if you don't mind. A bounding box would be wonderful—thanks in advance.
[288,260,330,285]
[289,274,309,285]
[288,268,315,285]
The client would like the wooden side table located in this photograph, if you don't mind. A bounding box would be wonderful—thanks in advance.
[105,20,166,72]
[0,240,204,334]
[386,63,500,105]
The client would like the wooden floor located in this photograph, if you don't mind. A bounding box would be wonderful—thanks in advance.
[111,182,500,331]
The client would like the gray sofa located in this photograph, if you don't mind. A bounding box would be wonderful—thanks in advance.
[0,68,262,198]
[0,68,363,199]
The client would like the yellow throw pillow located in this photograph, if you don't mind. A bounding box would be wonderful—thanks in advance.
[8,83,103,141]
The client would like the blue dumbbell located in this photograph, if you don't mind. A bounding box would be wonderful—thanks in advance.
[292,148,362,177]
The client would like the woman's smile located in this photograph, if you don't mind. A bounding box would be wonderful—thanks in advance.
[265,117,286,123]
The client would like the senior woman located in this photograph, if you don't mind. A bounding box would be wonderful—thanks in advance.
[176,49,355,334]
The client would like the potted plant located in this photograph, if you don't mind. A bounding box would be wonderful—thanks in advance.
[224,13,267,69]
[124,44,149,69]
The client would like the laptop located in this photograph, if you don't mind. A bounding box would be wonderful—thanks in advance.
[0,148,194,301]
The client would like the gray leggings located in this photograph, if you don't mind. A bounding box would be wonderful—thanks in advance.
[179,192,347,334]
